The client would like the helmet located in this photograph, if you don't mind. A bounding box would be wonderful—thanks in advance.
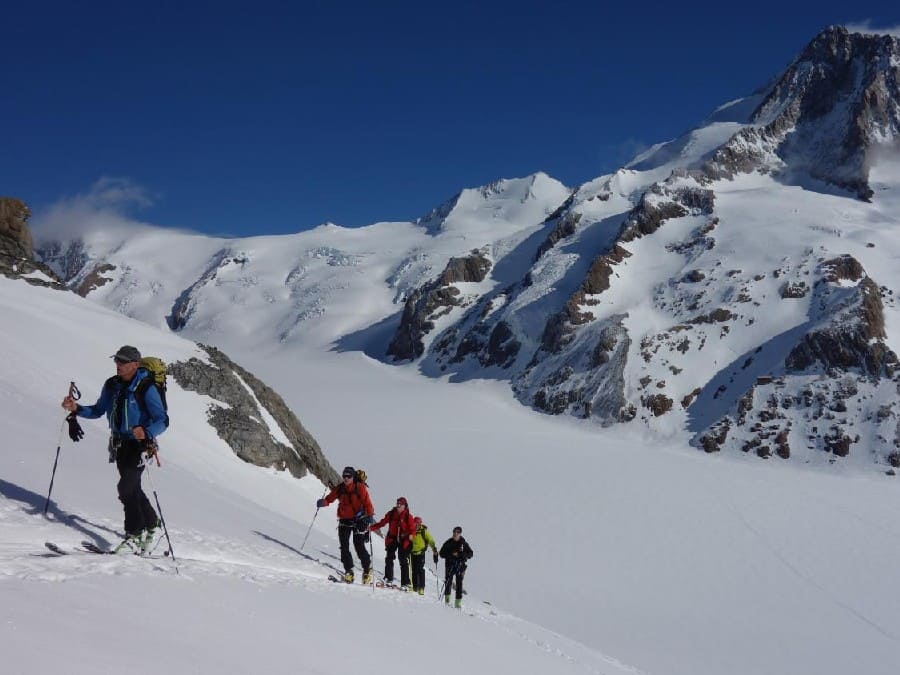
[396,497,408,506]
[414,517,422,525]
[342,466,355,478]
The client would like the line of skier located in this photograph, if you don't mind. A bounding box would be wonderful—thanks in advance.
[58,345,475,607]
[317,466,474,608]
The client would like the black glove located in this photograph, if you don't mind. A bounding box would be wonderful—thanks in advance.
[316,499,326,508]
[66,413,84,442]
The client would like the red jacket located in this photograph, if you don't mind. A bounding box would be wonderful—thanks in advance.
[323,480,374,520]
[371,507,416,548]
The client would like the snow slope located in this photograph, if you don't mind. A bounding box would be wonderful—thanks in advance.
[0,276,625,675]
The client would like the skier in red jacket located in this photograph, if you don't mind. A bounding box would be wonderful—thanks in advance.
[318,466,375,584]
[370,496,416,589]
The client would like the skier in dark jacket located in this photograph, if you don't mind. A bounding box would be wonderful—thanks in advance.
[318,467,375,583]
[370,496,416,588]
[61,345,166,553]
[439,526,474,608]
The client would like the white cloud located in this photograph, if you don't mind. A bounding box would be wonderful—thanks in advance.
[844,21,900,38]
[30,177,159,242]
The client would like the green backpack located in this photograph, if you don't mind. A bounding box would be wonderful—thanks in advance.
[135,356,169,428]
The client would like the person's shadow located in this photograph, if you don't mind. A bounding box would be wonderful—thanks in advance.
[0,477,116,549]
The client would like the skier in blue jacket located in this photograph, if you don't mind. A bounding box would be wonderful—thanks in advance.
[62,345,167,551]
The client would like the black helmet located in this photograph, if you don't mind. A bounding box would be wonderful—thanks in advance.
[342,466,355,479]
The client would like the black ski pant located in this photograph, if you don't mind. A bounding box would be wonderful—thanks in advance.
[338,520,371,574]
[443,561,466,600]
[115,440,158,536]
[384,540,411,585]
[411,552,427,591]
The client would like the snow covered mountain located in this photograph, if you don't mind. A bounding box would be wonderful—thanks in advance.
[8,27,900,674]
[38,26,900,472]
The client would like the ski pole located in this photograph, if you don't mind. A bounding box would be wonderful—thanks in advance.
[434,557,440,598]
[145,461,178,575]
[44,381,80,515]
[301,489,328,552]
[368,529,375,592]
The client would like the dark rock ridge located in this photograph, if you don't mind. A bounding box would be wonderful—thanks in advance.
[534,194,579,261]
[541,185,714,355]
[514,316,631,422]
[170,344,338,485]
[0,198,67,290]
[702,26,900,199]
[387,250,492,361]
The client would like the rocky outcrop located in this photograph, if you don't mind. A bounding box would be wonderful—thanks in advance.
[170,344,338,485]
[534,204,580,261]
[693,256,900,466]
[786,259,896,377]
[75,264,117,296]
[540,185,714,355]
[0,198,33,259]
[387,250,492,361]
[703,27,900,199]
[0,198,66,290]
[515,315,631,423]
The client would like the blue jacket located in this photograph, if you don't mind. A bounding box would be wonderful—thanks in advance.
[76,368,167,440]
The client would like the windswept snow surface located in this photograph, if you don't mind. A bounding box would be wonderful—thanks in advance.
[0,277,630,675]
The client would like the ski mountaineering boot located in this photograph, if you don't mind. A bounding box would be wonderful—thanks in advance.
[140,524,160,555]
[444,595,450,604]
[343,570,355,583]
[113,532,143,554]
[362,569,373,585]
[454,598,462,609]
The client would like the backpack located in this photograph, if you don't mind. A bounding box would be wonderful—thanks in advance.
[135,356,169,428]
[355,468,368,485]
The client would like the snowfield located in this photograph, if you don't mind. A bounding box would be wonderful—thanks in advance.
[4,268,900,675]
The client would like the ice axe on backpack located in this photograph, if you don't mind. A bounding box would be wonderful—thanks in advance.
[44,381,81,515]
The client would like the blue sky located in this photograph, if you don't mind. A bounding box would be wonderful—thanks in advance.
[3,1,899,236]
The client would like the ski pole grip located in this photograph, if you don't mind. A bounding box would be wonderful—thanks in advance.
[69,381,81,400]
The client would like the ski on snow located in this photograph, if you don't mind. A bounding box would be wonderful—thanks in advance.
[43,541,169,557]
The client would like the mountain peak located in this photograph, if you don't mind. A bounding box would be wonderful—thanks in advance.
[701,25,900,200]
[417,173,569,235]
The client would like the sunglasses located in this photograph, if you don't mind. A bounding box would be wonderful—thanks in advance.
[342,474,353,479]
[114,358,133,365]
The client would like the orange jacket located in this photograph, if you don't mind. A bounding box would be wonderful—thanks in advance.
[371,507,417,548]
[323,480,374,520]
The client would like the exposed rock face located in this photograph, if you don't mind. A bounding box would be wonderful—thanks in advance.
[75,264,117,296]
[703,26,900,199]
[693,257,900,466]
[0,198,67,290]
[170,344,338,485]
[786,259,896,377]
[541,185,714,356]
[534,207,580,261]
[387,250,492,361]
[514,315,631,423]
[0,198,33,259]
